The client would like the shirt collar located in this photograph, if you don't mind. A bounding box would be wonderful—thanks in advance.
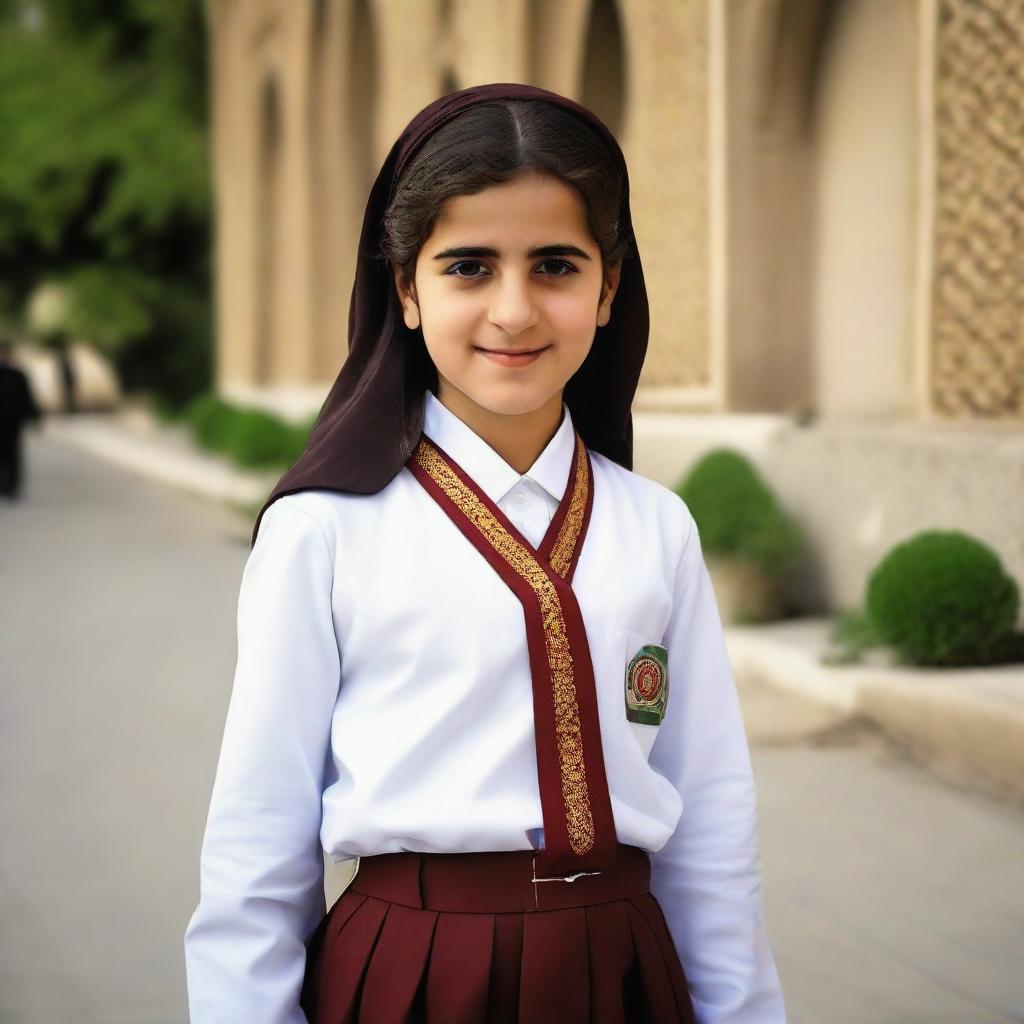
[421,389,576,505]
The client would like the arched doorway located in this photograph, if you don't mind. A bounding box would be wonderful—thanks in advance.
[812,0,914,417]
[581,0,626,138]
[727,0,913,418]
[309,0,380,379]
[254,74,283,386]
[349,0,378,193]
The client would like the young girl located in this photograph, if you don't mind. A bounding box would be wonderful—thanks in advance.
[184,83,786,1024]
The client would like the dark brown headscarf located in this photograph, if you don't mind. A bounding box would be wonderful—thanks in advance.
[251,82,649,547]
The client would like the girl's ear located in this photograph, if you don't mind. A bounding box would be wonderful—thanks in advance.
[392,265,421,330]
[596,261,622,328]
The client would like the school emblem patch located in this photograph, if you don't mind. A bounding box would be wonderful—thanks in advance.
[625,644,669,726]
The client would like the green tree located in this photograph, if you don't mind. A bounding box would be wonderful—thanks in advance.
[0,0,213,403]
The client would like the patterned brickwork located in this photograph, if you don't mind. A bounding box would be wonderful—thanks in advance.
[626,0,711,388]
[932,0,1024,417]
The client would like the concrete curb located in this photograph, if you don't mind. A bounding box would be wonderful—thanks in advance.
[727,619,1024,803]
[42,411,278,508]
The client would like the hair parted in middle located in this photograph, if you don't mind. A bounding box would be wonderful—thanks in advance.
[380,99,632,289]
[376,98,634,401]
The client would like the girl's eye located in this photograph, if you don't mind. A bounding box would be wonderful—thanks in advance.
[537,259,578,277]
[443,258,579,280]
[445,261,489,279]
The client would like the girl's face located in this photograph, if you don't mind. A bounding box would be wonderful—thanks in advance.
[393,170,621,420]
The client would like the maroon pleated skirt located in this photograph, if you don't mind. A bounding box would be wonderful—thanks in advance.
[300,843,695,1024]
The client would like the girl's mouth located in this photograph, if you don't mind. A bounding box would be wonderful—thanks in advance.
[473,345,551,368]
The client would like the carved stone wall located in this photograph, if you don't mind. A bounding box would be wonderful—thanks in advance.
[931,0,1024,418]
[210,1,1024,423]
[209,0,713,413]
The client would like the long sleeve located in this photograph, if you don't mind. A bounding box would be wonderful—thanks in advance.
[648,507,787,1023]
[184,497,341,1023]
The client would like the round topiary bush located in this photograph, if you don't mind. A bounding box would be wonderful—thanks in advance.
[675,448,803,575]
[865,530,1020,667]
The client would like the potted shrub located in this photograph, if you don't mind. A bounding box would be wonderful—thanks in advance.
[863,529,1023,667]
[675,448,804,624]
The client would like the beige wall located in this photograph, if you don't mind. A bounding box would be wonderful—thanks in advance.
[209,0,1023,427]
[209,0,719,418]
[207,0,1024,612]
[725,0,822,416]
[813,0,915,418]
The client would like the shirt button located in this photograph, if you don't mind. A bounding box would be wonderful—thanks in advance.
[512,489,529,507]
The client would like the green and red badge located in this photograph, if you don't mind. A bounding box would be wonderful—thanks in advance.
[625,644,669,726]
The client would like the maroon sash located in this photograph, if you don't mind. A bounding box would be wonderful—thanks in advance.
[408,429,618,877]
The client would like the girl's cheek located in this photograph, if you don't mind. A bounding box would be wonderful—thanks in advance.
[545,297,602,341]
[545,278,601,317]
[420,291,470,335]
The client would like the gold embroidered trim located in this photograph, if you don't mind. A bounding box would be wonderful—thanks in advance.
[412,437,595,856]
[548,434,589,579]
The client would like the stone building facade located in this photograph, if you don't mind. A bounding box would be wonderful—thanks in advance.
[208,0,1024,614]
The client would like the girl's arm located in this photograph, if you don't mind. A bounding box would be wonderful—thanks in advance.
[184,497,341,1023]
[648,506,787,1023]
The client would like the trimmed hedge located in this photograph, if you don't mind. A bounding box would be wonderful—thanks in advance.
[181,394,316,470]
[675,448,803,574]
[865,530,1021,667]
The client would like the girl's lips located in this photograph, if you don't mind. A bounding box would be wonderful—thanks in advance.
[474,345,550,368]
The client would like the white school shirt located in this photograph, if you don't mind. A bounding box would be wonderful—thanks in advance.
[184,389,786,1023]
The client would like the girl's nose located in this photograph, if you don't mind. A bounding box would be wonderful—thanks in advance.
[487,276,540,336]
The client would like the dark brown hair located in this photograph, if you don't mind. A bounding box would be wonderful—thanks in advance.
[380,99,631,290]
[253,83,649,545]
[377,98,633,396]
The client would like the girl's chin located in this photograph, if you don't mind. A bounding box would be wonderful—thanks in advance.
[443,381,562,419]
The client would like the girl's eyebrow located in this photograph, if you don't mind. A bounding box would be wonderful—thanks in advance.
[432,244,591,261]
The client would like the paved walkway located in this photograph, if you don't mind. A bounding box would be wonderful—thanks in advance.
[747,684,1024,1023]
[0,430,249,1023]
[1,428,1022,1023]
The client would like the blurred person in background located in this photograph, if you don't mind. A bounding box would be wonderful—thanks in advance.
[56,339,77,412]
[0,340,42,499]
